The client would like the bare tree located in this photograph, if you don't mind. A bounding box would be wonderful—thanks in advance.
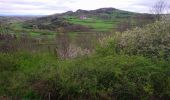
[151,0,167,20]
[55,33,71,59]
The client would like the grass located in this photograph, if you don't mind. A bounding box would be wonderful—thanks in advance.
[65,16,123,31]
[12,27,56,38]
[63,10,136,32]
[10,22,23,30]
[9,22,57,38]
[29,31,56,38]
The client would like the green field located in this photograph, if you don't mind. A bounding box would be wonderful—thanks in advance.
[65,16,123,31]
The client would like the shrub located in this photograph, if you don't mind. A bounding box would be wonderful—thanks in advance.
[112,21,170,58]
[1,20,170,100]
[0,52,59,99]
[0,53,19,95]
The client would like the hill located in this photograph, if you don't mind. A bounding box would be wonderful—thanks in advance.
[63,8,136,19]
[0,16,38,24]
[22,8,154,32]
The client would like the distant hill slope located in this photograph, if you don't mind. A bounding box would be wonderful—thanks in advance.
[23,15,70,30]
[0,16,38,24]
[0,16,39,33]
[22,8,154,32]
[23,15,91,32]
[62,8,137,19]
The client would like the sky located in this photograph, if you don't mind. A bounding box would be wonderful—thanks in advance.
[0,0,169,15]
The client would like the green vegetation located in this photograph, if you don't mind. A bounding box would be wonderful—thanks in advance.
[19,8,149,33]
[65,16,121,31]
[1,51,170,99]
[113,21,170,58]
[0,7,167,100]
[63,8,137,32]
[0,20,170,99]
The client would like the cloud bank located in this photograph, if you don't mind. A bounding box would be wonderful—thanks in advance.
[0,0,169,15]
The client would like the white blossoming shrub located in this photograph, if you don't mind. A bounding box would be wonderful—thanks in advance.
[115,21,170,58]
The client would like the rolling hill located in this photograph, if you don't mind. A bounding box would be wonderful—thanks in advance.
[0,7,154,37]
[21,8,154,32]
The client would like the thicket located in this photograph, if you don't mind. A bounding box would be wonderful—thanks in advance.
[111,20,170,58]
[0,20,170,100]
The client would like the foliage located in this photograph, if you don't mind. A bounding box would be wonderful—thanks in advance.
[111,21,170,59]
[0,17,170,100]
[0,51,170,99]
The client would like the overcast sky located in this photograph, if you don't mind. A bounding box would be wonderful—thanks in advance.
[0,0,169,15]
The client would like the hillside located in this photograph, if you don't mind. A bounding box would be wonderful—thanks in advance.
[22,8,154,32]
[0,16,38,24]
[62,8,136,19]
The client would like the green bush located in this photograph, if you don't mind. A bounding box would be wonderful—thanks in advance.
[0,53,18,72]
[53,55,169,99]
[0,52,59,99]
[0,53,19,96]
[112,21,170,58]
[0,52,170,99]
[0,21,170,99]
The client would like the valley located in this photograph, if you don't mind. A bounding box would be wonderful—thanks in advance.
[0,5,170,100]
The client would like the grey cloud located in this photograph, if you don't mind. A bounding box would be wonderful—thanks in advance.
[133,0,170,7]
[0,0,41,5]
[0,0,170,15]
[42,6,71,11]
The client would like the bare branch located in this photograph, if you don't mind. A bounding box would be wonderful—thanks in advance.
[150,0,167,20]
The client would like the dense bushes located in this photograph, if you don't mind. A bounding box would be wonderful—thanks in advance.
[113,21,170,58]
[0,21,170,99]
[0,33,17,52]
[0,52,59,99]
[0,52,170,99]
[0,53,19,96]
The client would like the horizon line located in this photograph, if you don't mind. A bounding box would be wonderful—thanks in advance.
[0,7,152,16]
